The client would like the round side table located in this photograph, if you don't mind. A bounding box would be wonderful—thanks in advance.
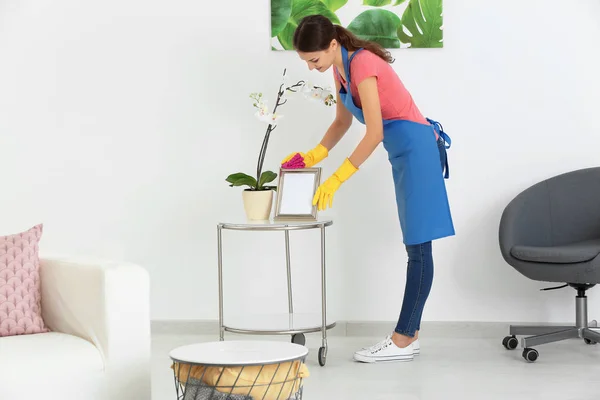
[170,340,309,400]
[217,219,334,366]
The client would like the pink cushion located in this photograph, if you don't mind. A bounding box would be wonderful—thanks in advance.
[0,224,49,337]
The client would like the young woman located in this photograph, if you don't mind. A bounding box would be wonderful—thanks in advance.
[281,15,455,363]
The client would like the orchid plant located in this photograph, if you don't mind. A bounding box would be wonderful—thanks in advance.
[226,68,336,191]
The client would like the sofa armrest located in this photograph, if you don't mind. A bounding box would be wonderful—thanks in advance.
[40,256,151,400]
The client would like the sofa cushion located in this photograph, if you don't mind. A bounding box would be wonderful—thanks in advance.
[0,332,105,399]
[511,239,600,264]
[0,224,49,337]
[0,331,104,373]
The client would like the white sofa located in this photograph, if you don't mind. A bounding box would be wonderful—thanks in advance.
[0,256,151,400]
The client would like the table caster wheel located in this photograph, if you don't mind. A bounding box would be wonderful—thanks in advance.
[291,333,305,346]
[584,338,597,345]
[522,348,538,362]
[318,347,326,366]
[502,335,519,350]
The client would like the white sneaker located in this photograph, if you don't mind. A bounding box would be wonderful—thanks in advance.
[354,335,414,363]
[361,338,420,355]
[412,339,420,355]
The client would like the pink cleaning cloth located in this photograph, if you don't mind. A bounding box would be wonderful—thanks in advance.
[281,153,306,169]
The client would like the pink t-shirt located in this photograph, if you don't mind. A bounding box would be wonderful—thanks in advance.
[333,50,430,127]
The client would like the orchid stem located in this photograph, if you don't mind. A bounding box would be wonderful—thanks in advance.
[252,69,322,190]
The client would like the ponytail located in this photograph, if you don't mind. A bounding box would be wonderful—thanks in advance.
[334,25,394,64]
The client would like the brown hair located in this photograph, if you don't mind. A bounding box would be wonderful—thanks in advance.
[293,14,394,63]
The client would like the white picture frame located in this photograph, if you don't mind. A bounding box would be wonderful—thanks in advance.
[274,168,322,221]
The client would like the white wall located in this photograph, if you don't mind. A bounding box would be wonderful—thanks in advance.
[1,0,599,326]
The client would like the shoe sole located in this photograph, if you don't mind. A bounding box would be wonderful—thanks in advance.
[359,347,420,355]
[353,353,414,363]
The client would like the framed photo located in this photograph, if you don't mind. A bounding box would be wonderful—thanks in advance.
[274,168,322,221]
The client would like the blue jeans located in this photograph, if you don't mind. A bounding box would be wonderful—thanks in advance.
[394,137,448,337]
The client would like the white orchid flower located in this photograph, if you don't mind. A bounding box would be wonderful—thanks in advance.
[311,87,323,100]
[299,84,335,106]
[300,81,313,96]
[256,101,269,115]
[256,111,283,126]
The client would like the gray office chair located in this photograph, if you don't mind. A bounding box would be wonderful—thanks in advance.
[499,167,600,362]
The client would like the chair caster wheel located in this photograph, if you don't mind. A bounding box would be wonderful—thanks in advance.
[318,347,326,366]
[522,348,538,362]
[584,338,597,345]
[291,333,305,346]
[502,335,519,350]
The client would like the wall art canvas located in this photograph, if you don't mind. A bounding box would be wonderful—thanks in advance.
[271,0,443,51]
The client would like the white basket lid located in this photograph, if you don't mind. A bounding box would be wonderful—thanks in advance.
[169,341,309,366]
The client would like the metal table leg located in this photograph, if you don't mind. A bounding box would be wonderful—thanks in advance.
[285,230,293,315]
[218,225,224,341]
[319,225,327,366]
[286,231,307,346]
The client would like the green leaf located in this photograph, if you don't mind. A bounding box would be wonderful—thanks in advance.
[347,9,402,48]
[225,173,250,184]
[276,0,341,50]
[397,0,443,48]
[271,0,293,37]
[362,0,391,6]
[322,0,348,12]
[226,173,257,188]
[361,0,406,6]
[259,170,278,187]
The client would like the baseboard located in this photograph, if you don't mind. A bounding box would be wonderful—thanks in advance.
[344,320,510,339]
[151,319,514,339]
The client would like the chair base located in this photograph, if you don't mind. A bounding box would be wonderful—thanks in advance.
[502,284,600,362]
[510,322,599,346]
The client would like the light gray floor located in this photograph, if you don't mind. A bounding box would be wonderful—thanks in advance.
[153,332,600,400]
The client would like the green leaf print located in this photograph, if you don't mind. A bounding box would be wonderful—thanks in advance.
[271,0,293,37]
[397,0,443,48]
[347,9,402,48]
[362,0,392,6]
[322,0,348,12]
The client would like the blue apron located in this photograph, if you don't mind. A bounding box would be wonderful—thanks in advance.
[338,46,455,245]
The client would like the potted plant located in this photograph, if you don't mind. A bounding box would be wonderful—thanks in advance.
[226,69,335,220]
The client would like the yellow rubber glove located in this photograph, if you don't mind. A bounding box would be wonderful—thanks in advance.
[281,143,328,168]
[313,158,358,211]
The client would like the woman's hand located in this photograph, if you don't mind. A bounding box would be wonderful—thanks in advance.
[281,143,329,168]
[312,158,358,211]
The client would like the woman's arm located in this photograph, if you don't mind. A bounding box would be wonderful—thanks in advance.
[319,78,353,151]
[348,76,383,168]
[311,76,383,211]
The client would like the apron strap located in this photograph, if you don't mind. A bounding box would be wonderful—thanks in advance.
[341,46,363,86]
[427,118,451,179]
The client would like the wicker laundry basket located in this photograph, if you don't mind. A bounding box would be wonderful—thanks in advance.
[170,341,309,400]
